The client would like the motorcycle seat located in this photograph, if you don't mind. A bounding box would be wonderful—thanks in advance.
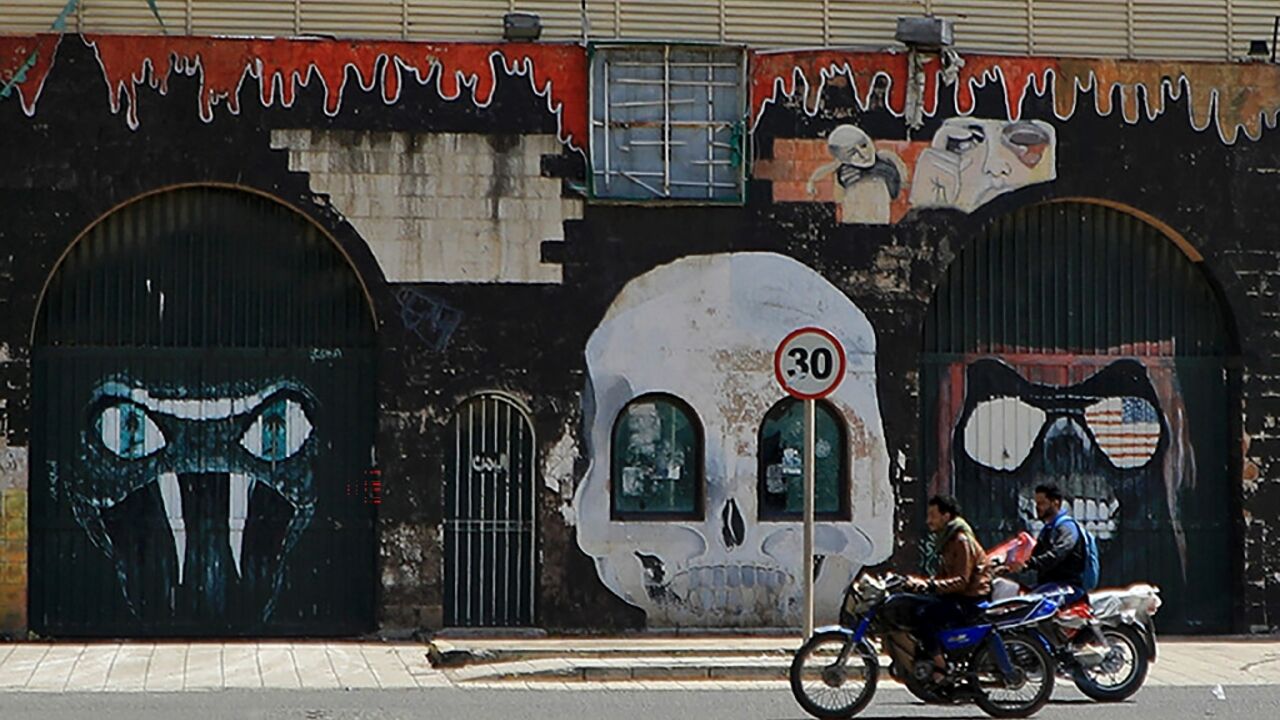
[977,596,1035,611]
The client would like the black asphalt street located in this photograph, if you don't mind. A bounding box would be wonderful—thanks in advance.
[0,686,1275,720]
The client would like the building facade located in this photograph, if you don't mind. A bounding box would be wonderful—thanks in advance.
[1,1,1278,636]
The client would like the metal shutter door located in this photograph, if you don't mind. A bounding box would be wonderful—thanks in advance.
[829,1,917,49]
[194,1,298,37]
[1032,0,1131,56]
[513,1,588,40]
[1,0,75,33]
[1133,0,1229,60]
[934,0,1032,54]
[407,0,508,40]
[723,0,825,47]
[300,0,403,39]
[616,0,722,41]
[79,0,185,34]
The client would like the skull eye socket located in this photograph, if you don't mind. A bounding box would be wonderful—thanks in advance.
[757,398,848,520]
[240,397,313,462]
[1084,396,1161,469]
[610,394,702,519]
[97,402,166,460]
[962,397,1045,471]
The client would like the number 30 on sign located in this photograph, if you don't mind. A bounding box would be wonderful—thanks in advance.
[773,327,847,400]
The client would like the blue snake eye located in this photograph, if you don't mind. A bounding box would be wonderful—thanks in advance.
[98,403,166,460]
[240,397,312,461]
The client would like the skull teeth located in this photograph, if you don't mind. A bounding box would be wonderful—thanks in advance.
[157,472,254,584]
[1022,495,1120,540]
[158,472,187,586]
[229,473,252,579]
[666,564,794,616]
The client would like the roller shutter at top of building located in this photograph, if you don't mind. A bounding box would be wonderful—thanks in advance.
[29,187,378,637]
[0,2,1258,61]
[920,201,1234,633]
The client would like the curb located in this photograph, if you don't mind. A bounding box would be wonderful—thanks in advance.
[426,642,796,669]
[447,659,795,683]
[443,654,900,684]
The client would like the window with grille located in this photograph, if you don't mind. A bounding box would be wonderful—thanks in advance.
[589,43,747,203]
[757,399,849,520]
[611,394,703,519]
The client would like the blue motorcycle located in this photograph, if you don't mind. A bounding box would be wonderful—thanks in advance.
[789,573,1061,719]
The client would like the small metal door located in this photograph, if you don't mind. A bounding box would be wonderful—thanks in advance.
[444,393,537,627]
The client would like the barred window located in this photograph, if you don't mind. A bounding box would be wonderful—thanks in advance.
[589,44,747,203]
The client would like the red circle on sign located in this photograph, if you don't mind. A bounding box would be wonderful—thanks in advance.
[773,326,848,400]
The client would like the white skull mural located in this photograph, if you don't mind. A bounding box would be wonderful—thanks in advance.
[574,252,893,627]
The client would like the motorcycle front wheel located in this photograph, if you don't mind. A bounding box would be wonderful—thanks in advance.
[971,632,1055,719]
[1071,624,1149,702]
[789,631,879,719]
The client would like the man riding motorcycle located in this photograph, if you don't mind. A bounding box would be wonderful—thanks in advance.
[904,495,992,683]
[1000,482,1087,605]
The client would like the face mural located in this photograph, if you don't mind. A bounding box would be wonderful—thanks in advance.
[66,375,321,623]
[761,117,1057,224]
[935,356,1196,581]
[806,124,907,225]
[909,118,1056,212]
[574,252,893,627]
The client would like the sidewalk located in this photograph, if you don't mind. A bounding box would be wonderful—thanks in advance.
[0,637,1277,692]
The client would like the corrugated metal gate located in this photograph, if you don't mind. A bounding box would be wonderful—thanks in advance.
[7,2,1277,61]
[921,201,1233,633]
[30,187,377,636]
[444,393,537,627]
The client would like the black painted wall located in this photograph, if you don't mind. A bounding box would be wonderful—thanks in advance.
[1,34,1276,634]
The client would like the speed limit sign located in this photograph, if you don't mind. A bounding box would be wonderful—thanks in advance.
[773,326,847,400]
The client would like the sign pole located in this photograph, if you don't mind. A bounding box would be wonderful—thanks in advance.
[803,397,816,639]
[773,326,845,641]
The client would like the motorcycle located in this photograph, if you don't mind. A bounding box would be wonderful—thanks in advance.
[1069,583,1161,701]
[788,572,1059,719]
[987,533,1160,702]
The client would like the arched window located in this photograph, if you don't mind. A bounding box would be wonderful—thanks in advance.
[758,399,848,520]
[611,394,702,519]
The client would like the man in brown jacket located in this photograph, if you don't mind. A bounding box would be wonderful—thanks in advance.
[906,494,992,682]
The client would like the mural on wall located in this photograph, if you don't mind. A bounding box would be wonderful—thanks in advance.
[766,117,1057,223]
[573,252,893,627]
[750,50,1280,144]
[929,353,1197,597]
[0,34,61,115]
[68,377,320,622]
[8,36,1280,146]
[909,118,1056,212]
[0,34,588,148]
[805,124,907,224]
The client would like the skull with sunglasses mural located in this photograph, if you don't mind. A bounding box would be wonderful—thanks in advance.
[948,357,1191,593]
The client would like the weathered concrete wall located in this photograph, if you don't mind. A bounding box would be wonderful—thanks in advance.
[2,32,1279,635]
[272,130,580,283]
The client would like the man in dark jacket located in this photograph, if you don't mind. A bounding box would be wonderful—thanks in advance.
[1005,482,1087,604]
[907,494,991,682]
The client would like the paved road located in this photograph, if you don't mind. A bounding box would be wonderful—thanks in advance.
[0,685,1275,719]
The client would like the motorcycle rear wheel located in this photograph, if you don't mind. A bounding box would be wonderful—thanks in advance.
[789,631,879,719]
[971,633,1055,719]
[1071,625,1149,702]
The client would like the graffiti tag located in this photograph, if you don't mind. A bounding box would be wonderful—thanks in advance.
[395,288,463,352]
[471,453,509,475]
